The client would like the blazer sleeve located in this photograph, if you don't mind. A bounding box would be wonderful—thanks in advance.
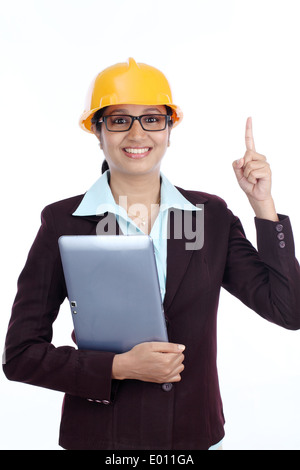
[222,212,300,330]
[3,205,117,402]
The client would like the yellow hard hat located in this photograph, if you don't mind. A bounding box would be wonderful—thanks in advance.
[79,58,183,133]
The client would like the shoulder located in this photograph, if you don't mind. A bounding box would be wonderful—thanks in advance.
[175,186,236,230]
[42,194,85,217]
[175,186,228,210]
[39,194,87,234]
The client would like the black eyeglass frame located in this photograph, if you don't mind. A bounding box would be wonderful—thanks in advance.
[98,114,172,132]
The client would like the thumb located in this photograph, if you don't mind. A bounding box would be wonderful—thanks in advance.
[150,342,185,353]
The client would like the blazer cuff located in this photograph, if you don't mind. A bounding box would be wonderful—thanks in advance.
[76,349,118,403]
[255,214,295,266]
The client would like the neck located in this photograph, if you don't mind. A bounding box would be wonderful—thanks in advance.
[108,169,161,234]
[109,170,161,208]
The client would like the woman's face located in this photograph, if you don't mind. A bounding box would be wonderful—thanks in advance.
[93,104,171,177]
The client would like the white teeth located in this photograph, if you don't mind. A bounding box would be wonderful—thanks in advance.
[124,148,150,154]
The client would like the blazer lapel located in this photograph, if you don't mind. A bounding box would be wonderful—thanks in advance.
[75,212,123,235]
[163,209,196,313]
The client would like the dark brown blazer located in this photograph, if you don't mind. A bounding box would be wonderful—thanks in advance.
[3,187,300,450]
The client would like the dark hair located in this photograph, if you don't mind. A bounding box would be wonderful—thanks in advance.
[101,159,110,174]
[91,106,107,134]
[91,106,174,174]
[91,107,109,173]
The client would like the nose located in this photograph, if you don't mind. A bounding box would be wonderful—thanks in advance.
[127,118,146,139]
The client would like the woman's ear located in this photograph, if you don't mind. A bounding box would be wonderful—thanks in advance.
[91,123,97,135]
[168,121,173,146]
[168,130,171,147]
[91,123,103,149]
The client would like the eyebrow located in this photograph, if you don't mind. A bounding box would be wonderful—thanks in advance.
[108,109,128,115]
[143,107,164,113]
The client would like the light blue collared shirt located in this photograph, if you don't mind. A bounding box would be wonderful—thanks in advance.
[72,171,200,301]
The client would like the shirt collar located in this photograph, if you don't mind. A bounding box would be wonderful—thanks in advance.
[72,170,200,217]
[159,172,200,212]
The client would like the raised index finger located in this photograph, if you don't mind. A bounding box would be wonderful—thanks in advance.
[245,116,256,151]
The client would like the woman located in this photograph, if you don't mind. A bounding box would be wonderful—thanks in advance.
[3,58,300,450]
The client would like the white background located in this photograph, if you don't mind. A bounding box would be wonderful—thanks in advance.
[1,0,299,450]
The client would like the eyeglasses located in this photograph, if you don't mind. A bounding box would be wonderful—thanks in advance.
[98,114,172,132]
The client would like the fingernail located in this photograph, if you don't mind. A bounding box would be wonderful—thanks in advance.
[178,344,185,351]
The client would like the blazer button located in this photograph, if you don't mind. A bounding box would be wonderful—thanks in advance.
[102,400,111,405]
[279,241,286,248]
[162,383,173,392]
[276,223,283,232]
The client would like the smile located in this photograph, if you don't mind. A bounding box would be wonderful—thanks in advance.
[124,147,150,154]
[122,147,152,158]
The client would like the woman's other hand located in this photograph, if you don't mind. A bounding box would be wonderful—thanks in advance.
[112,342,185,383]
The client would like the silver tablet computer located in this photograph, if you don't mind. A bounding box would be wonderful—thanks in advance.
[58,235,168,353]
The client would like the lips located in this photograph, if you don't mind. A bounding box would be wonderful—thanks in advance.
[122,147,152,158]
